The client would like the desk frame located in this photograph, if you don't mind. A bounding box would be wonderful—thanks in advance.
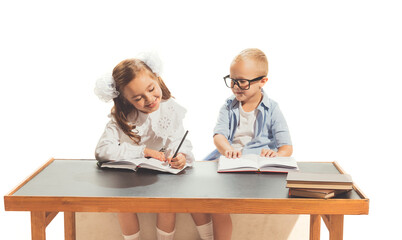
[4,158,369,240]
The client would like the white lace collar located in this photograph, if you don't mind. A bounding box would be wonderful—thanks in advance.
[127,98,186,145]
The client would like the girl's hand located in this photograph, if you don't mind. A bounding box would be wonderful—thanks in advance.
[168,153,186,169]
[169,153,186,169]
[260,149,277,158]
[224,149,242,159]
[144,148,166,162]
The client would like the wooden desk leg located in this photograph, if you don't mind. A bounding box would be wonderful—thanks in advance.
[64,212,76,240]
[328,215,344,240]
[31,211,46,240]
[310,214,321,240]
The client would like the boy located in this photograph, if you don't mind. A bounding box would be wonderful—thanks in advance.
[206,48,293,160]
[204,48,293,240]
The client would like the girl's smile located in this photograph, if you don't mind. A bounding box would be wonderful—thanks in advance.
[145,97,159,109]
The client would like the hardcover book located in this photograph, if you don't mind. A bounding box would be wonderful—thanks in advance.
[286,172,353,190]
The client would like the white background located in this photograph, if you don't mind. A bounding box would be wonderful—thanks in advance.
[1,0,401,239]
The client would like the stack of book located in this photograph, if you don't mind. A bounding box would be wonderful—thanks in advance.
[286,172,353,199]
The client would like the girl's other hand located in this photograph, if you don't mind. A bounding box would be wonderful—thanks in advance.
[224,149,242,159]
[144,148,166,162]
[169,153,186,169]
[260,149,277,158]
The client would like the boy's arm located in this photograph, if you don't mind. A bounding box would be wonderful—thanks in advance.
[211,101,240,159]
[214,134,241,158]
[213,134,232,154]
[277,145,293,157]
[270,103,293,156]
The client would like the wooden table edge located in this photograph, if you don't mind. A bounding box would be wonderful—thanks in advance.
[4,195,369,215]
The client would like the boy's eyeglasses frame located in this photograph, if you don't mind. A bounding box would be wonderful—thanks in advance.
[223,75,265,90]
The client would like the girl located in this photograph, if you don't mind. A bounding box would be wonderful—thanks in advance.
[94,53,212,240]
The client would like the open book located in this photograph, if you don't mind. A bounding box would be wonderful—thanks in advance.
[97,157,187,174]
[217,154,299,173]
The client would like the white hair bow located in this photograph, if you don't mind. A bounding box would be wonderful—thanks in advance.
[137,51,163,76]
[94,73,119,102]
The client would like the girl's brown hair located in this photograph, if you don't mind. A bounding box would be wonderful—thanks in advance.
[111,59,171,144]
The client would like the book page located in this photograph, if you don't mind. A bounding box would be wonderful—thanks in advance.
[258,156,298,169]
[218,155,259,172]
[136,158,183,174]
[99,159,138,171]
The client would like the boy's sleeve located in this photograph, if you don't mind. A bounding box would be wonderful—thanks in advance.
[95,120,146,161]
[213,103,231,139]
[270,104,292,147]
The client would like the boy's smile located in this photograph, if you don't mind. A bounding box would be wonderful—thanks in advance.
[232,89,246,98]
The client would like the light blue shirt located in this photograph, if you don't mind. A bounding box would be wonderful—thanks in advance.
[204,90,292,160]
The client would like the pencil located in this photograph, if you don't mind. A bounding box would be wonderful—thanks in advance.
[172,130,189,159]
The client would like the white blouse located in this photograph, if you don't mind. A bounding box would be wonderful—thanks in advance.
[95,98,194,165]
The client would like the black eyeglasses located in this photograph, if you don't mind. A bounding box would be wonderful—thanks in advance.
[223,75,265,90]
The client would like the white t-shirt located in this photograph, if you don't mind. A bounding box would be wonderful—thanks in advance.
[231,103,257,151]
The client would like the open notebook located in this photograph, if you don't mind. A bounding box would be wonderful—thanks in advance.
[218,154,299,173]
[98,157,187,174]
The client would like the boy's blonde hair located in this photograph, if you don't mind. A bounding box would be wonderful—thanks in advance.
[232,48,268,77]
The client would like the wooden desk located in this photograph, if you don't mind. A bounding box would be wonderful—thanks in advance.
[4,159,369,240]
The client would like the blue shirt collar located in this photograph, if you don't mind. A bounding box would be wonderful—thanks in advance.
[259,89,270,109]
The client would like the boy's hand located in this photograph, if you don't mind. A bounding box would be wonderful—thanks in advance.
[168,153,186,169]
[224,149,242,159]
[144,148,166,162]
[260,149,277,158]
